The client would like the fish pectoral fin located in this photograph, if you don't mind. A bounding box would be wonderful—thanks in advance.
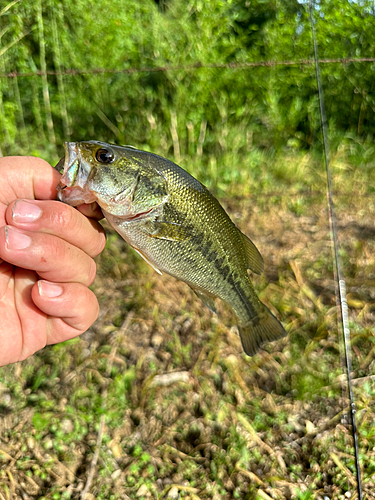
[191,288,217,314]
[148,221,191,242]
[241,233,264,275]
[238,306,286,356]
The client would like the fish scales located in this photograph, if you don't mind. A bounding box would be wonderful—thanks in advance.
[121,174,257,319]
[57,140,287,356]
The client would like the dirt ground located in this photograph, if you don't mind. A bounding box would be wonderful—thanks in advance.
[0,188,374,500]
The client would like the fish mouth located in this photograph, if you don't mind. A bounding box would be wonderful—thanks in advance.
[56,142,97,206]
[56,142,79,188]
[55,155,66,174]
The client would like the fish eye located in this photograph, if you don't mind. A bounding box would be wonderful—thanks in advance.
[95,148,115,164]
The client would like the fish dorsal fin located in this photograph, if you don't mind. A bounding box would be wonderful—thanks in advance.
[241,232,264,275]
[191,288,217,314]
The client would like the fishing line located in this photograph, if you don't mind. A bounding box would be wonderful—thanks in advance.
[308,2,363,498]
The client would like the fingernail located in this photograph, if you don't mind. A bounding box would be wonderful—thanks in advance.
[5,226,32,250]
[38,280,63,298]
[12,200,42,223]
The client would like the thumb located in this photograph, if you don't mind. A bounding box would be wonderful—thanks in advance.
[0,156,61,203]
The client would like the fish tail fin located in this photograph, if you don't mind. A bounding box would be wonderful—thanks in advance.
[238,306,287,356]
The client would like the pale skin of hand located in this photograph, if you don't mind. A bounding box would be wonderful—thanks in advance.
[0,156,106,367]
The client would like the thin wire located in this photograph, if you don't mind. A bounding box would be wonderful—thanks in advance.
[1,56,375,78]
[308,2,363,499]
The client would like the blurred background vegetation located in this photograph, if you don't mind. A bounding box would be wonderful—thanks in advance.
[1,1,375,499]
[1,0,375,195]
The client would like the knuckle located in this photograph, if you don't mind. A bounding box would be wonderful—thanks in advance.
[86,258,97,286]
[90,294,100,323]
[50,203,75,230]
[50,205,105,258]
[36,238,66,274]
[39,236,72,272]
[89,231,106,258]
[74,289,99,332]
[40,235,96,285]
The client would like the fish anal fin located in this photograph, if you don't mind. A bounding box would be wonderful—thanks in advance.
[241,233,264,275]
[238,306,286,356]
[191,288,217,314]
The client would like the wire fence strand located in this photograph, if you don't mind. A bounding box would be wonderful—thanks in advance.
[1,56,375,78]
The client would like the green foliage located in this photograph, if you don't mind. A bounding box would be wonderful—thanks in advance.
[1,0,375,178]
[0,2,374,498]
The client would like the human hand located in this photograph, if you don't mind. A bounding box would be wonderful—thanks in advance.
[0,156,106,366]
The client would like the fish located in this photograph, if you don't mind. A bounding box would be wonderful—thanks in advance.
[56,140,286,356]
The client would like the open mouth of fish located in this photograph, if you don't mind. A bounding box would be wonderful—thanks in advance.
[56,142,98,206]
[55,142,159,222]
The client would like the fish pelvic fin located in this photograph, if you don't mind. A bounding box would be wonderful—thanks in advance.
[133,248,163,275]
[238,306,286,356]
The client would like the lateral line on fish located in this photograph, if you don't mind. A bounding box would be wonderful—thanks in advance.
[188,226,259,320]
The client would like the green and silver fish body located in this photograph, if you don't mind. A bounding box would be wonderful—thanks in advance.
[57,140,286,356]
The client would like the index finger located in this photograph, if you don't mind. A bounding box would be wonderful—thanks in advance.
[6,199,106,258]
[0,156,61,205]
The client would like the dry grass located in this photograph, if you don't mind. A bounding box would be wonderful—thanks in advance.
[0,186,374,500]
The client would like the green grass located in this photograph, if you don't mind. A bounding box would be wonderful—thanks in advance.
[0,156,375,499]
[29,129,375,202]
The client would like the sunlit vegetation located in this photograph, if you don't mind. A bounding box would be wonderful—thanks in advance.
[0,0,375,498]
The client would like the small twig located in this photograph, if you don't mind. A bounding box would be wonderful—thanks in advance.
[256,490,274,500]
[0,448,14,462]
[170,110,180,162]
[0,0,21,17]
[235,465,266,487]
[0,29,30,58]
[6,469,15,496]
[19,471,40,490]
[330,452,357,488]
[236,412,287,473]
[351,374,375,386]
[295,406,349,444]
[80,414,105,499]
[163,444,206,464]
[151,370,190,387]
[96,108,121,138]
[161,483,200,497]
[117,310,135,337]
[81,340,118,499]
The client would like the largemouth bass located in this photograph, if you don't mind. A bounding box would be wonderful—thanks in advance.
[57,141,286,356]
